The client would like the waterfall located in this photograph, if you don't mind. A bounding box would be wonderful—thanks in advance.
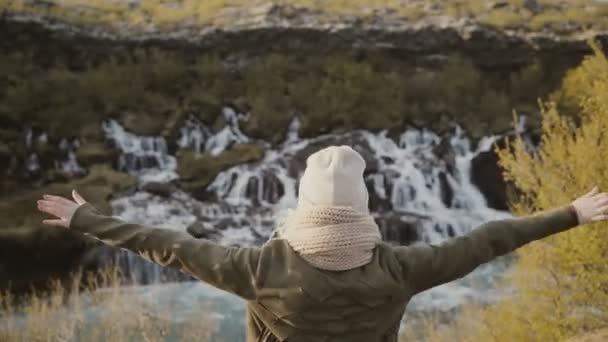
[102,119,178,184]
[96,108,514,312]
[57,138,86,176]
[176,108,250,156]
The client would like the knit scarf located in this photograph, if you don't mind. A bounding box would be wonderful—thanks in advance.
[277,206,382,271]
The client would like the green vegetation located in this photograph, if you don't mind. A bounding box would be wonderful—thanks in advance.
[0,48,566,144]
[412,42,608,341]
[3,0,608,33]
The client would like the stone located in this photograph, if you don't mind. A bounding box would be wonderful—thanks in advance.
[523,0,542,14]
[375,213,420,245]
[76,142,120,167]
[432,136,456,175]
[470,138,508,211]
[141,181,177,198]
[366,177,393,213]
[245,170,286,205]
[488,1,509,10]
[187,221,219,240]
[438,171,454,208]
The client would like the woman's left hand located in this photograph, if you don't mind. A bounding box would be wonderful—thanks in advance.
[36,189,88,228]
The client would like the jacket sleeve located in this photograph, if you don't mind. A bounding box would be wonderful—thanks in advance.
[394,205,579,294]
[70,203,261,299]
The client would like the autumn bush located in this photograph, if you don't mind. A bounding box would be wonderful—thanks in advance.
[413,42,608,342]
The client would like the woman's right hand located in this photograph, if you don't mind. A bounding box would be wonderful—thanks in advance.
[572,187,608,224]
[37,189,88,228]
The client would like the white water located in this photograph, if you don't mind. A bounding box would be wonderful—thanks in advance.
[177,108,250,156]
[98,107,514,313]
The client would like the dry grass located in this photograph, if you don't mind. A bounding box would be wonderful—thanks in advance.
[566,329,608,342]
[3,0,608,33]
[0,268,216,342]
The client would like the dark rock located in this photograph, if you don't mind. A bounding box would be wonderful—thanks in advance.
[523,0,542,14]
[446,224,456,238]
[245,176,260,205]
[432,137,456,175]
[245,170,285,205]
[366,176,393,213]
[489,1,509,9]
[141,181,177,198]
[438,171,454,208]
[216,217,236,231]
[186,221,220,240]
[375,213,420,245]
[261,170,285,204]
[380,156,395,165]
[470,139,508,211]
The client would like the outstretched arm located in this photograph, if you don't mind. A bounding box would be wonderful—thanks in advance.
[395,187,608,294]
[37,190,260,299]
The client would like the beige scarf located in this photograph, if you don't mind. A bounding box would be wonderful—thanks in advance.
[277,206,382,271]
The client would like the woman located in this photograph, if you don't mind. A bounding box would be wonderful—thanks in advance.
[37,146,608,342]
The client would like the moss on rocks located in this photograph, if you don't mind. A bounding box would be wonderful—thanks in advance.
[75,142,120,167]
[0,164,136,230]
[177,143,265,199]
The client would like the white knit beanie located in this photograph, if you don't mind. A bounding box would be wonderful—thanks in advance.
[278,146,382,271]
[297,145,370,214]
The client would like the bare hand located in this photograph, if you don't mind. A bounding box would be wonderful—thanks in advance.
[572,187,608,224]
[37,189,87,228]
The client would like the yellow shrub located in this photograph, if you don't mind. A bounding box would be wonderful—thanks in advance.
[418,42,608,342]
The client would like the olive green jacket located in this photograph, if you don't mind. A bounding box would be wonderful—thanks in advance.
[70,203,579,342]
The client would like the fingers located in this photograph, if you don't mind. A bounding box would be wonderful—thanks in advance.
[596,203,608,214]
[589,185,600,196]
[37,199,61,218]
[586,186,600,197]
[42,194,75,206]
[593,193,608,205]
[72,189,87,205]
[42,219,68,228]
[37,199,71,220]
[591,214,608,222]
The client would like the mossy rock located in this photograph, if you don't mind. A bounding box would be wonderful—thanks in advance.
[0,164,136,230]
[76,142,120,167]
[177,143,265,199]
[119,111,173,136]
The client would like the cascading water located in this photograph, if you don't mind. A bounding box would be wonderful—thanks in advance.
[97,106,515,313]
[57,137,86,176]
